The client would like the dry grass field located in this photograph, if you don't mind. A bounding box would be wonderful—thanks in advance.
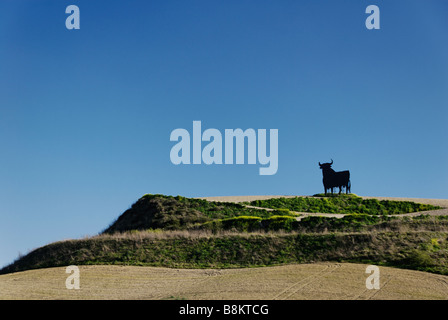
[1,263,447,300]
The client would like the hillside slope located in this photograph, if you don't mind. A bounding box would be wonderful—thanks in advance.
[1,194,447,276]
[102,194,278,233]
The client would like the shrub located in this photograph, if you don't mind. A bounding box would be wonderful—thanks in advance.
[262,216,297,232]
[401,249,434,269]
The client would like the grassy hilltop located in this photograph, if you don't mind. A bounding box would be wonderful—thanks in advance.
[1,194,448,275]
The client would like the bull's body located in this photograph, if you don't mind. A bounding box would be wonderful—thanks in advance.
[319,160,351,195]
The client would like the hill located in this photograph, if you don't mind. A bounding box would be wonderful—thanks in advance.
[102,193,442,233]
[1,194,447,276]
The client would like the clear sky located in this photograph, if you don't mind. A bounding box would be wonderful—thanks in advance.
[0,0,447,268]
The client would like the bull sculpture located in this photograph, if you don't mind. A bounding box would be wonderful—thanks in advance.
[318,159,351,195]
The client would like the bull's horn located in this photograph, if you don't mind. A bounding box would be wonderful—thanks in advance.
[318,162,322,166]
[330,159,333,165]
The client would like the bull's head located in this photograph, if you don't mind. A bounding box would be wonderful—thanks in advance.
[319,159,333,169]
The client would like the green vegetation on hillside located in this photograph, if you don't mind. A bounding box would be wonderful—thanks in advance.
[249,194,439,215]
[104,194,440,234]
[195,213,448,233]
[2,228,448,275]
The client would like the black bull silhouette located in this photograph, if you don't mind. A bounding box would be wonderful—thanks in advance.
[318,159,351,195]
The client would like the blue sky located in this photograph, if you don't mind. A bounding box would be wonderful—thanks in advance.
[0,0,447,267]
